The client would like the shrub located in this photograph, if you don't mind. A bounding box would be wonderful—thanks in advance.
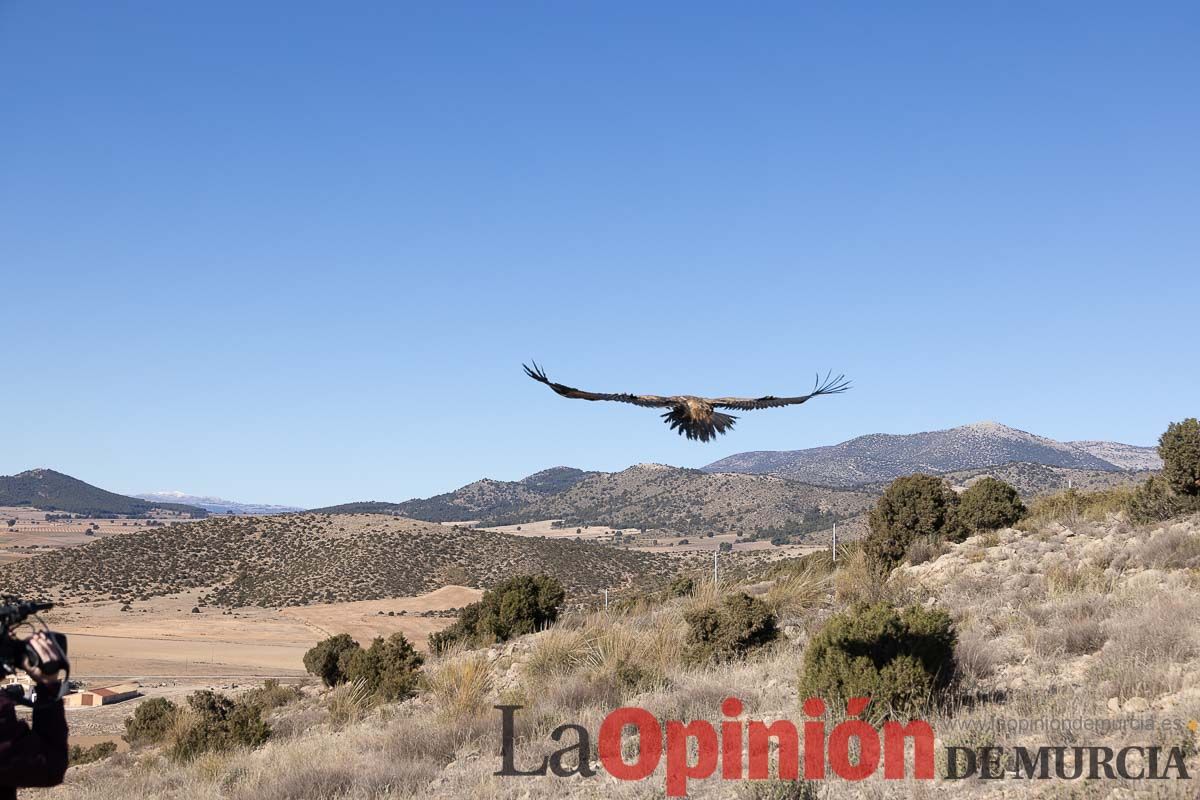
[342,632,424,702]
[958,478,1024,532]
[684,592,778,663]
[863,474,964,569]
[123,697,178,746]
[429,574,565,653]
[667,575,695,597]
[68,740,117,766]
[1128,476,1197,524]
[302,633,360,687]
[167,690,271,762]
[241,678,303,711]
[1160,418,1200,497]
[799,602,956,717]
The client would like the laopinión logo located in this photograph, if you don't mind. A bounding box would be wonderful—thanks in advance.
[495,697,1193,796]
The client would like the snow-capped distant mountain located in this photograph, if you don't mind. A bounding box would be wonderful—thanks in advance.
[703,421,1160,486]
[133,491,302,515]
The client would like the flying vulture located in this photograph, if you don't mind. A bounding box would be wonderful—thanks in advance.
[523,363,850,442]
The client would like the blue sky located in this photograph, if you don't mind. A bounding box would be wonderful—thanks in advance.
[2,3,1197,507]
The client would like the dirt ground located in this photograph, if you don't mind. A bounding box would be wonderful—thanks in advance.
[0,506,200,563]
[25,584,483,741]
[42,585,481,679]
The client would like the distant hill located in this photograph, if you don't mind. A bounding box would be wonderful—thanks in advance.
[0,513,672,607]
[900,461,1154,497]
[308,423,1159,542]
[703,422,1160,486]
[134,491,302,516]
[480,463,876,539]
[0,469,206,517]
[311,466,597,521]
[1066,440,1162,471]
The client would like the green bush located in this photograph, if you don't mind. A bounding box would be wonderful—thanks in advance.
[68,740,117,766]
[958,477,1025,532]
[1160,418,1200,497]
[341,632,424,702]
[302,633,359,687]
[799,602,956,717]
[123,697,178,746]
[684,592,778,663]
[168,690,271,763]
[429,574,565,653]
[863,474,964,569]
[1128,475,1200,524]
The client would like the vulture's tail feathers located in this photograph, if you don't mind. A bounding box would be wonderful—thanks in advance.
[661,407,737,442]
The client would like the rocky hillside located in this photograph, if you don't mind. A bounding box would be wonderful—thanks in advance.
[481,463,875,537]
[310,467,596,521]
[0,468,205,517]
[927,461,1154,497]
[1068,439,1164,471]
[898,513,1200,728]
[703,421,1160,485]
[0,512,671,608]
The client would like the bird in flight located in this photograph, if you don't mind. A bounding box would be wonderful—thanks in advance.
[523,363,850,442]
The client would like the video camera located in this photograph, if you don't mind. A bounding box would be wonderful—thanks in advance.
[0,596,69,694]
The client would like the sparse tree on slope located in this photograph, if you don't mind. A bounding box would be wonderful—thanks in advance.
[958,477,1025,532]
[863,474,964,569]
[1160,418,1200,497]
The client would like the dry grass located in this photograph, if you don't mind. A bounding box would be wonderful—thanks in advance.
[1021,487,1136,528]
[326,678,376,727]
[424,653,494,719]
[904,535,949,567]
[1044,562,1115,595]
[1088,594,1200,699]
[527,609,685,694]
[761,564,829,618]
[1137,524,1200,568]
[953,625,1004,686]
[1022,594,1111,658]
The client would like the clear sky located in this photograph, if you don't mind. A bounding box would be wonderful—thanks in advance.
[2,3,1197,507]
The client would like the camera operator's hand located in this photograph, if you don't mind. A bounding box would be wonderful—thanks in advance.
[21,632,69,689]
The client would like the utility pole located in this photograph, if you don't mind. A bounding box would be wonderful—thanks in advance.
[832,522,837,563]
[604,589,609,610]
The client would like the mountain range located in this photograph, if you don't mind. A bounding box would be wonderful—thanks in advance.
[701,421,1160,485]
[133,491,303,516]
[4,422,1159,543]
[0,469,206,517]
[309,467,597,520]
[304,422,1158,542]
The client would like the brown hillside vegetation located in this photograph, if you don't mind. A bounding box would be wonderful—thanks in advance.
[482,463,875,536]
[935,461,1155,497]
[42,506,1200,799]
[0,513,673,607]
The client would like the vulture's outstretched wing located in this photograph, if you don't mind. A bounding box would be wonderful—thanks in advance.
[710,372,851,410]
[523,363,677,408]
